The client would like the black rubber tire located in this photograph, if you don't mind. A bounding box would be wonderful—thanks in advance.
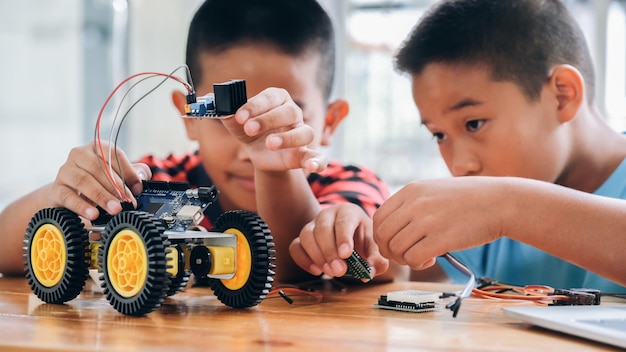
[24,208,89,304]
[209,210,275,308]
[99,211,171,316]
[166,272,191,296]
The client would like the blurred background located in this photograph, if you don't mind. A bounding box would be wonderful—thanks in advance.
[0,0,624,209]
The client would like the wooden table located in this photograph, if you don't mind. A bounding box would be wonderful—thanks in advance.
[0,276,622,351]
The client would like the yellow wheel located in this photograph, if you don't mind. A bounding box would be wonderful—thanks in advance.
[209,210,275,308]
[24,208,89,304]
[221,228,252,290]
[31,224,67,287]
[100,211,170,316]
[106,229,148,298]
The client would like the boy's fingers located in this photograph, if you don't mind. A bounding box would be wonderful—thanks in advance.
[373,203,405,260]
[313,213,343,262]
[132,163,151,181]
[55,186,100,220]
[418,257,438,271]
[298,222,327,268]
[331,216,357,260]
[300,150,328,173]
[402,238,441,270]
[74,175,124,215]
[289,239,323,276]
[245,101,302,135]
[235,87,292,125]
[304,158,327,174]
[312,214,352,278]
[58,143,138,213]
[130,163,152,195]
[265,124,314,150]
[366,251,389,278]
[92,143,140,206]
[55,165,122,214]
[372,190,405,230]
[302,220,346,278]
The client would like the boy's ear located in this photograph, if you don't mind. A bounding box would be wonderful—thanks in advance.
[547,64,584,123]
[321,99,349,146]
[172,90,198,140]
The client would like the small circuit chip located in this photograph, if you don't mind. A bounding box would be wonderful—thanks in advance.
[374,290,441,313]
[341,251,372,281]
[176,205,204,224]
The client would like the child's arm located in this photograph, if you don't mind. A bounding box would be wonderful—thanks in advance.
[219,88,323,281]
[373,176,626,287]
[222,88,390,282]
[0,142,149,276]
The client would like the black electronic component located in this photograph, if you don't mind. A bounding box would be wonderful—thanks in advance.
[278,290,294,304]
[184,79,247,117]
[551,288,601,306]
[144,180,170,190]
[186,92,196,104]
[214,79,247,115]
[190,246,213,278]
[198,186,219,202]
[341,250,372,281]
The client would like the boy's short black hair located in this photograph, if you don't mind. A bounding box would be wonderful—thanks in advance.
[187,0,335,100]
[395,0,596,103]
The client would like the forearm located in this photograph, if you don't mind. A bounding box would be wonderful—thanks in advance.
[0,184,54,275]
[255,169,321,283]
[504,178,626,286]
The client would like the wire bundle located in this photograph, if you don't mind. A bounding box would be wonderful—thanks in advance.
[93,66,195,203]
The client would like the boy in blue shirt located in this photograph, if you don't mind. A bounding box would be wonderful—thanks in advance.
[373,0,626,292]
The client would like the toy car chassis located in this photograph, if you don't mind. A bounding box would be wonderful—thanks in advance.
[23,180,276,316]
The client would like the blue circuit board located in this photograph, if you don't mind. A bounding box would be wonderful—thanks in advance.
[184,79,247,117]
[136,180,218,232]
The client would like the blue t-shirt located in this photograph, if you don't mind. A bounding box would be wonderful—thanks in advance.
[437,159,626,293]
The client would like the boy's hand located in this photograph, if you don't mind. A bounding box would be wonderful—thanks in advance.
[373,177,506,271]
[47,141,151,221]
[221,87,327,173]
[289,203,389,279]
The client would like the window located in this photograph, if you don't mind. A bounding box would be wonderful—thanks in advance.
[338,1,448,193]
[0,0,199,209]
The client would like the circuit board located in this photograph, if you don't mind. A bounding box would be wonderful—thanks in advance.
[374,290,441,313]
[135,180,218,232]
[342,250,373,281]
[184,79,247,117]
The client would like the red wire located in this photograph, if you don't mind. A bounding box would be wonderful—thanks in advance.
[95,72,192,202]
[472,284,569,305]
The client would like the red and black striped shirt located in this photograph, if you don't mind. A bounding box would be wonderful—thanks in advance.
[137,150,388,227]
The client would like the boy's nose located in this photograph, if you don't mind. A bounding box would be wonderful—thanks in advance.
[450,146,481,177]
[236,143,251,161]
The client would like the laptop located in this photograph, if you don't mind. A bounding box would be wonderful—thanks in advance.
[503,305,626,349]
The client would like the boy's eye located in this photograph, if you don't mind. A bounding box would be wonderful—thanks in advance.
[431,132,447,144]
[466,119,485,132]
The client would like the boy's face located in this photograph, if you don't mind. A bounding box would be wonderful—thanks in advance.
[184,44,327,212]
[412,63,570,181]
